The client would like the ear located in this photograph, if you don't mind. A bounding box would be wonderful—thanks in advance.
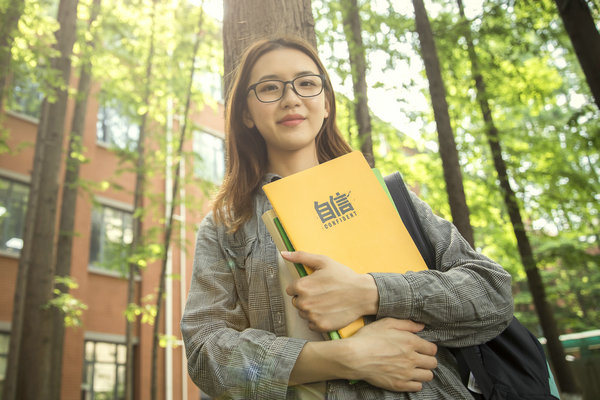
[243,110,255,129]
[324,97,330,119]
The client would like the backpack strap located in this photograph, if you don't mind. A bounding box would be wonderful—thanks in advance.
[384,171,557,400]
[454,345,495,399]
[384,172,436,270]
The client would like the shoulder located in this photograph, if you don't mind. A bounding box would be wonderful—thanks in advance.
[197,192,266,247]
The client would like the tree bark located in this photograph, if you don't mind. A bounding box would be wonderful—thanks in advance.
[3,1,79,399]
[340,0,374,167]
[1,99,47,400]
[412,0,474,247]
[49,1,101,398]
[455,2,581,395]
[223,0,316,97]
[0,0,25,112]
[136,1,159,399]
[125,0,157,396]
[553,0,600,111]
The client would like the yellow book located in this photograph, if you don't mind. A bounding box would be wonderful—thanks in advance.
[262,151,427,338]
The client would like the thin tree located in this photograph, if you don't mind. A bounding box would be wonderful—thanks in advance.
[3,1,79,399]
[340,0,374,167]
[124,0,157,397]
[49,0,102,398]
[553,0,600,110]
[223,0,316,96]
[411,0,474,246]
[456,0,581,397]
[0,0,25,112]
[150,7,206,399]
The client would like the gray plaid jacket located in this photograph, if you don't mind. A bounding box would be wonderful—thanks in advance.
[181,174,514,399]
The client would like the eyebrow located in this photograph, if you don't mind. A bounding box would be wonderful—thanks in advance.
[256,70,319,82]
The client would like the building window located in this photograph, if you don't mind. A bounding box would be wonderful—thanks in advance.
[7,65,44,120]
[89,204,133,275]
[0,332,9,396]
[193,131,225,183]
[96,100,139,151]
[81,340,126,400]
[0,177,29,254]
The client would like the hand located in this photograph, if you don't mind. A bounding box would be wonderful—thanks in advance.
[282,250,379,332]
[345,318,438,392]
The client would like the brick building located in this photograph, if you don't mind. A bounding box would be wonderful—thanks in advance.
[0,76,224,399]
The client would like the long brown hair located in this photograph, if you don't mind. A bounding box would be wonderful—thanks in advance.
[213,36,352,232]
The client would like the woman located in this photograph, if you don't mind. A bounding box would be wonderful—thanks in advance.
[181,36,513,399]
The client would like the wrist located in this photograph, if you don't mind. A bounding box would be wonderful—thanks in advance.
[291,339,357,384]
[336,339,363,380]
[359,273,379,316]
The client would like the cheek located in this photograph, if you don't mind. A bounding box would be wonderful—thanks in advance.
[243,110,255,128]
[308,97,329,116]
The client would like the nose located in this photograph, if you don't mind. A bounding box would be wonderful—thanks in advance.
[280,81,301,106]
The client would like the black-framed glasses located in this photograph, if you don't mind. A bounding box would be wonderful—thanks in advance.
[247,74,325,103]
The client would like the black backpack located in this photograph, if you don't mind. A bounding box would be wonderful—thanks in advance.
[384,172,560,400]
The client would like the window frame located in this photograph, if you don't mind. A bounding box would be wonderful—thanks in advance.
[192,129,225,184]
[6,67,44,120]
[0,328,9,395]
[95,99,139,151]
[88,197,134,278]
[81,336,129,400]
[0,170,30,257]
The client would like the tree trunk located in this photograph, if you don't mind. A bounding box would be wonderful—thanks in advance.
[125,0,156,396]
[3,1,79,399]
[0,0,25,112]
[412,0,474,247]
[2,101,49,400]
[553,0,600,111]
[455,2,581,395]
[222,0,316,97]
[150,5,205,400]
[130,0,161,399]
[49,1,101,398]
[340,0,374,167]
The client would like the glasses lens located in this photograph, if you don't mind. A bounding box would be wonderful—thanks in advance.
[293,75,323,97]
[252,75,324,102]
[255,81,284,102]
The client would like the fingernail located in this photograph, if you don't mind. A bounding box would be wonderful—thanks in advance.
[281,251,292,257]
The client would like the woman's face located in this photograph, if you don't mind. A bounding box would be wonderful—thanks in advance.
[243,48,330,163]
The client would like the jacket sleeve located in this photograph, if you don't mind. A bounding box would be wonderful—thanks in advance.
[180,212,306,399]
[370,191,514,347]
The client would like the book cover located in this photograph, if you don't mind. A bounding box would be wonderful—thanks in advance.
[262,151,427,338]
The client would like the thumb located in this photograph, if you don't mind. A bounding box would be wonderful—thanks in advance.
[280,250,328,270]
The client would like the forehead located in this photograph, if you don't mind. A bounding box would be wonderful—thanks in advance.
[249,48,320,82]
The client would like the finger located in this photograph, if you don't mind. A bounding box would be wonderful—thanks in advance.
[297,308,312,321]
[415,352,438,371]
[411,368,435,383]
[394,381,423,392]
[414,339,438,357]
[280,251,328,270]
[291,295,298,308]
[307,321,328,333]
[285,284,297,297]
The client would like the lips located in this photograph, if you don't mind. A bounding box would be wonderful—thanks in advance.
[278,114,305,127]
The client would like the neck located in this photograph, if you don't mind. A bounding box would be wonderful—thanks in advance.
[267,147,319,177]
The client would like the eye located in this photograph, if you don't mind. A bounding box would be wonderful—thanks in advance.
[296,76,319,87]
[257,81,282,93]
